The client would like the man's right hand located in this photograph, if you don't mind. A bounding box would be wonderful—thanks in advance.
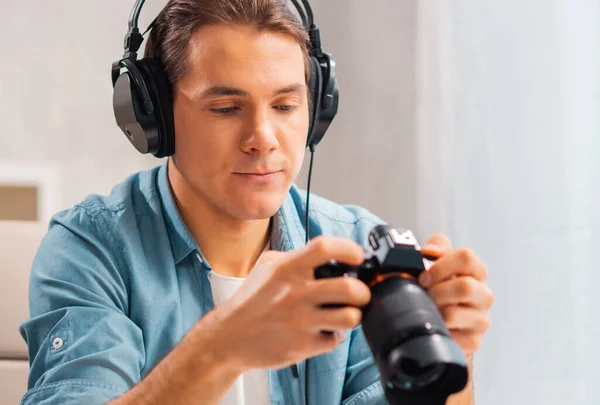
[210,236,372,373]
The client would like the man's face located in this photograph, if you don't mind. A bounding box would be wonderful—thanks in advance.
[172,24,309,220]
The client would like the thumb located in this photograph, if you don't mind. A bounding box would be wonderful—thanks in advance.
[421,233,452,258]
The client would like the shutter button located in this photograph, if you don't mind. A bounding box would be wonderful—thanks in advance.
[52,337,63,350]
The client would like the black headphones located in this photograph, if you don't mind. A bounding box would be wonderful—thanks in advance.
[111,0,339,158]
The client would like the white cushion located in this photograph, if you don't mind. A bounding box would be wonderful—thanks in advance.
[0,221,47,359]
[0,360,29,404]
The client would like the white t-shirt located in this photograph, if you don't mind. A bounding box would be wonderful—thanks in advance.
[207,270,271,405]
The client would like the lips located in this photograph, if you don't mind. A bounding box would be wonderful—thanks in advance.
[232,170,283,182]
[233,170,281,176]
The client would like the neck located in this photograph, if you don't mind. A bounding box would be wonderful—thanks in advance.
[167,159,271,278]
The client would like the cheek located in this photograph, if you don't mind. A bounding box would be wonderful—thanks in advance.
[292,142,306,173]
[177,135,233,183]
[281,129,308,180]
[284,111,310,169]
[174,108,234,180]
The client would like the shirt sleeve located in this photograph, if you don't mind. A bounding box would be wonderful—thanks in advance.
[18,207,145,405]
[341,326,390,405]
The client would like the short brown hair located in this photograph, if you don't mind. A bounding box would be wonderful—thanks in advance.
[144,0,310,88]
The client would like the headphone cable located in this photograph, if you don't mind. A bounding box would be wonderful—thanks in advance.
[302,143,316,404]
[142,17,157,37]
[305,143,315,244]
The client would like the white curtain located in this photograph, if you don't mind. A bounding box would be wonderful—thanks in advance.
[415,1,600,404]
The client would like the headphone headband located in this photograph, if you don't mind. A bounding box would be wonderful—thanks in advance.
[111,0,339,157]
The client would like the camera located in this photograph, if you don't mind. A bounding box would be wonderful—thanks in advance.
[314,225,469,405]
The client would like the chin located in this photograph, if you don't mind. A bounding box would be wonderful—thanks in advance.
[224,190,288,220]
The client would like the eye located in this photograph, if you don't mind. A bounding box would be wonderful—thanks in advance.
[275,105,297,112]
[211,107,240,115]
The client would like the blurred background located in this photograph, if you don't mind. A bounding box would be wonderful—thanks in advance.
[1,0,599,404]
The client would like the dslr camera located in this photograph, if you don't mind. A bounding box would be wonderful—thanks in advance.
[315,225,469,405]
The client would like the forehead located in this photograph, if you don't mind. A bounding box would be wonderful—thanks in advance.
[178,24,306,94]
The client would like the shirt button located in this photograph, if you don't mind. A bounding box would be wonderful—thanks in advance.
[52,337,63,350]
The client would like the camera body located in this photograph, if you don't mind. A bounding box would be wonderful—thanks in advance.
[315,225,469,405]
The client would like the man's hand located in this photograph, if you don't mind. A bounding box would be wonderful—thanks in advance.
[418,234,494,355]
[211,236,372,373]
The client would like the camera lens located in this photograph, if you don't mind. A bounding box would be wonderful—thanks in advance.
[361,278,449,361]
[360,276,468,402]
[387,339,448,391]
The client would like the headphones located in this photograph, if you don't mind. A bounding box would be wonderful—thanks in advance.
[111,0,339,158]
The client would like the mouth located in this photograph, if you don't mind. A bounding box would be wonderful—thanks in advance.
[232,170,283,182]
[233,169,282,176]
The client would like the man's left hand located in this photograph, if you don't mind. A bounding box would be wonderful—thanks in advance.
[418,234,494,356]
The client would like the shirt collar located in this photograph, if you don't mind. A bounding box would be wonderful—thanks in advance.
[271,190,307,253]
[157,161,201,264]
[157,161,307,265]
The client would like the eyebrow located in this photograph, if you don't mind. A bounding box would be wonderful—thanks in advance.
[273,83,306,96]
[198,83,306,98]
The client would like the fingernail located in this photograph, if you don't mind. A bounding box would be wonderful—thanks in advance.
[419,271,432,288]
[423,244,441,253]
[422,244,443,261]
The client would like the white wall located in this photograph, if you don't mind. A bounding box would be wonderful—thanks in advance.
[0,1,167,213]
[296,0,419,232]
[416,1,600,404]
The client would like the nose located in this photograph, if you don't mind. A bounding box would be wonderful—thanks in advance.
[240,108,280,154]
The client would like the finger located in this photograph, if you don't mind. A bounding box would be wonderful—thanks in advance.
[308,277,371,308]
[311,329,347,355]
[284,236,365,277]
[419,247,487,288]
[450,330,482,355]
[428,276,494,310]
[310,306,363,332]
[421,233,453,259]
[439,305,490,333]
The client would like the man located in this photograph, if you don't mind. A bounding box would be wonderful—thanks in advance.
[19,0,494,404]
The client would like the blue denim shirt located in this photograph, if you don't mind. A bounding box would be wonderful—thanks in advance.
[19,162,390,405]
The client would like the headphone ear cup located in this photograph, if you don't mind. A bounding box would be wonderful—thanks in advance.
[113,64,160,155]
[307,56,323,148]
[136,58,175,158]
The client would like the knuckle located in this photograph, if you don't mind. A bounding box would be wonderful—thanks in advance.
[277,285,300,306]
[341,310,354,326]
[480,315,491,331]
[342,278,355,297]
[344,308,362,327]
[441,306,456,325]
[485,288,495,309]
[455,333,480,353]
[480,263,489,280]
[311,235,327,251]
[468,334,482,351]
[457,277,475,296]
[456,247,475,265]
